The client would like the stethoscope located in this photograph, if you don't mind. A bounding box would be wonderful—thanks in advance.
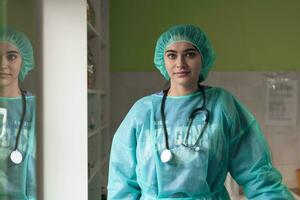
[160,85,209,163]
[9,89,27,165]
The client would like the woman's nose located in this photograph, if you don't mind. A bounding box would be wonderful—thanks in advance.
[176,55,187,68]
[0,56,8,68]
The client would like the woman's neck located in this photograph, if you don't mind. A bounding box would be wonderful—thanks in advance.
[168,84,199,96]
[0,84,21,97]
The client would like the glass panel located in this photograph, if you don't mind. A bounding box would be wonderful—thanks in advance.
[0,0,37,199]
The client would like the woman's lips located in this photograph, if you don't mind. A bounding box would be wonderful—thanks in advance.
[174,71,191,77]
[0,73,11,77]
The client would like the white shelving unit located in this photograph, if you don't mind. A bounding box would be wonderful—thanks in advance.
[87,0,110,199]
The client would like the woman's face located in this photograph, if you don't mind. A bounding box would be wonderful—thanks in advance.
[164,42,202,89]
[0,42,22,89]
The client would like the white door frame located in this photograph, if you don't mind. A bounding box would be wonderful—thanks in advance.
[36,1,87,199]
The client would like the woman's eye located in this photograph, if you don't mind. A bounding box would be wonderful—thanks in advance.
[166,53,177,60]
[185,52,196,58]
[7,54,17,61]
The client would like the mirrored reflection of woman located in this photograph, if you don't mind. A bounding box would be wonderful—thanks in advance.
[0,27,36,200]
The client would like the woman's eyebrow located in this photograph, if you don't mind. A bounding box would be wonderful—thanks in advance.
[165,48,198,53]
[165,48,198,54]
[165,49,177,54]
[183,48,198,52]
[7,50,19,54]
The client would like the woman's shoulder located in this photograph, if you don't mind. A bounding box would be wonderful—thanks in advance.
[204,85,236,100]
[24,91,33,96]
[123,93,160,121]
[131,92,162,108]
[25,91,35,97]
[205,86,244,114]
[206,85,255,120]
[24,91,36,102]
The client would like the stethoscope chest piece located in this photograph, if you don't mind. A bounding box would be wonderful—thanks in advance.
[160,149,173,163]
[160,85,209,164]
[10,150,23,164]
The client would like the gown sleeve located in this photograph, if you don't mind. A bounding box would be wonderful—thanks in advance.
[226,94,294,199]
[107,104,141,200]
[26,106,36,200]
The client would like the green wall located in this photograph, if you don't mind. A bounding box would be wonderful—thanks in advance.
[110,0,300,71]
[0,0,35,46]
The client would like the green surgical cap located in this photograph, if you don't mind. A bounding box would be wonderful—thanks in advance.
[154,24,215,82]
[0,27,35,82]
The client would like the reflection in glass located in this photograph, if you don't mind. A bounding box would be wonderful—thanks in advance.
[0,27,36,200]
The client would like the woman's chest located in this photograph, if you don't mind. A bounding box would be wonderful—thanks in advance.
[136,107,229,167]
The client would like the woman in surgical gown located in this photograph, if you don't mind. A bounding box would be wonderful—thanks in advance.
[108,24,293,199]
[0,27,36,200]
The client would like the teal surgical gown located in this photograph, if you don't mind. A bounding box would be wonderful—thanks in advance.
[0,94,36,200]
[108,87,293,200]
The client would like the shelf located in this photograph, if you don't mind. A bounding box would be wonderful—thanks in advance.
[88,162,100,184]
[88,89,98,94]
[87,22,107,48]
[100,156,109,167]
[87,22,99,38]
[88,128,100,138]
[87,0,109,190]
[100,91,107,96]
[88,125,107,139]
[88,158,108,184]
[88,89,106,96]
[101,124,107,131]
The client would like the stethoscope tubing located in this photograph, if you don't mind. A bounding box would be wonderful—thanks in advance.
[160,85,209,161]
[14,89,26,151]
[9,89,27,165]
